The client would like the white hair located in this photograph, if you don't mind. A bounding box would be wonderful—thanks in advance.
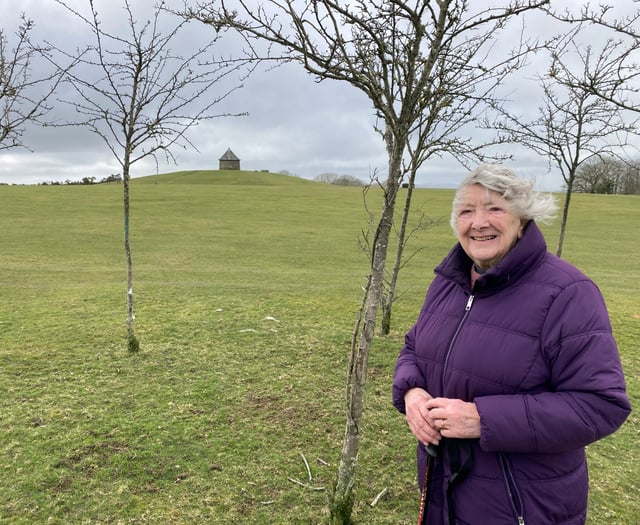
[450,164,557,231]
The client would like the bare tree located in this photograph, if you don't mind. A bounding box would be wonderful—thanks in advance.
[548,4,640,115]
[377,19,535,335]
[573,156,617,194]
[617,161,640,195]
[0,16,63,150]
[575,156,640,195]
[51,0,248,351]
[314,172,364,186]
[488,28,637,256]
[184,1,548,521]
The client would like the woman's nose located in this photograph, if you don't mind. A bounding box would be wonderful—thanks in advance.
[471,209,490,227]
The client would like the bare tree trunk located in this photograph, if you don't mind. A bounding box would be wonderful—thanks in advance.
[330,144,402,523]
[380,175,416,336]
[329,275,371,524]
[330,217,392,523]
[122,164,139,352]
[556,176,574,257]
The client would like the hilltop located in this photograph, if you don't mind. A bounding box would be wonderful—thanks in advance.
[133,169,318,186]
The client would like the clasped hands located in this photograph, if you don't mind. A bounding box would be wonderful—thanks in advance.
[404,387,481,446]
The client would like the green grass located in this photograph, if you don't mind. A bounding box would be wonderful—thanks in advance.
[0,171,637,524]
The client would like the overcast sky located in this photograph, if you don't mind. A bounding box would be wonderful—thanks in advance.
[0,0,637,191]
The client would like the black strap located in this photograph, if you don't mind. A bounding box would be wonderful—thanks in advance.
[446,439,473,524]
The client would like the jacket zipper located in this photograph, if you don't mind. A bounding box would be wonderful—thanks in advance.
[499,454,525,525]
[440,293,475,395]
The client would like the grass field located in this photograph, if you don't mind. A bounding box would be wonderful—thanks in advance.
[0,171,638,524]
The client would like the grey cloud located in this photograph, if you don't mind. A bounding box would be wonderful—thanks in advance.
[2,0,637,190]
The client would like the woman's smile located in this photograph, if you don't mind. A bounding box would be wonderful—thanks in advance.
[455,184,523,271]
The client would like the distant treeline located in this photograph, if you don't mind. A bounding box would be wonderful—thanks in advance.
[38,174,123,186]
[38,173,122,186]
[314,173,365,186]
[573,157,640,195]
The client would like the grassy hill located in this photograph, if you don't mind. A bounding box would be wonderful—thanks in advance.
[0,172,637,524]
[134,169,317,186]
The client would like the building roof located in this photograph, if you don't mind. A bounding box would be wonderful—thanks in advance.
[219,148,240,161]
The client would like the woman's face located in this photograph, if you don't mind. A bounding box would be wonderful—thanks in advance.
[454,184,524,271]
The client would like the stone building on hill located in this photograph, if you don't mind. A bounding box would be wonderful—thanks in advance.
[219,148,240,170]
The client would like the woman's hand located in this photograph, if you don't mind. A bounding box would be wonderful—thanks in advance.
[425,397,481,440]
[404,388,442,447]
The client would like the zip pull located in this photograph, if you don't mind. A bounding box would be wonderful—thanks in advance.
[518,517,525,525]
[465,294,475,311]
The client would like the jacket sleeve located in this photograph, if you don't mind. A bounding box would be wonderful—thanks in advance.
[392,321,427,414]
[475,279,631,454]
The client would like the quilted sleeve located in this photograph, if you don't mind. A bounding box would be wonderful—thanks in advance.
[476,279,631,454]
[392,322,427,414]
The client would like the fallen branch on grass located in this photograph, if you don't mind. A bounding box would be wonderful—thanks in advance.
[300,452,312,481]
[370,487,389,507]
[287,477,325,491]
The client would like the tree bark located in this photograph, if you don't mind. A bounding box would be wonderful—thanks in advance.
[330,139,403,522]
[380,173,416,336]
[556,176,574,258]
[122,164,139,352]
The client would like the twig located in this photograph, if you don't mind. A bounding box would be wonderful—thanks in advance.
[300,452,312,481]
[370,487,389,507]
[287,477,325,491]
[316,457,330,467]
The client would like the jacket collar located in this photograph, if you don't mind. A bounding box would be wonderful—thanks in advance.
[435,220,548,291]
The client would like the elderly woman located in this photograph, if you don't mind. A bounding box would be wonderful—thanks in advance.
[392,164,630,524]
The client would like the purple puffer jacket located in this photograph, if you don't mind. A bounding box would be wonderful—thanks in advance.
[392,221,631,525]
